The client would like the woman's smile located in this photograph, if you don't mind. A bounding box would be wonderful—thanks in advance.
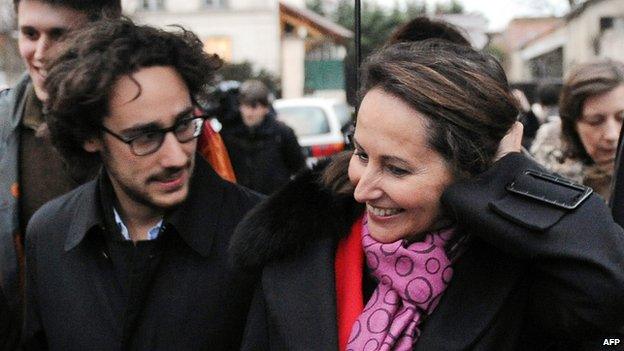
[366,203,405,217]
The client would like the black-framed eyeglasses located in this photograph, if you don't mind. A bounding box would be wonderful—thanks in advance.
[101,115,207,156]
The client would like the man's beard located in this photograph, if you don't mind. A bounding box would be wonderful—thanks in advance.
[101,144,194,213]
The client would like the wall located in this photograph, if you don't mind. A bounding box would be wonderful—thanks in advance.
[125,0,281,74]
[565,0,624,70]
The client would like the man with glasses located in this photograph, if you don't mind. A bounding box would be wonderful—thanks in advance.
[22,19,262,349]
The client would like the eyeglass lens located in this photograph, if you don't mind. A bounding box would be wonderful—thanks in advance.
[131,117,204,156]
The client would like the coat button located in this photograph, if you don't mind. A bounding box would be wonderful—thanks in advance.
[101,251,110,260]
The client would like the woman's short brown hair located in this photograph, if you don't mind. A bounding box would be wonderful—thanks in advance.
[559,60,624,163]
[359,40,518,177]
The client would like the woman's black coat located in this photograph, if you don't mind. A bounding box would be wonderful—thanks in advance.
[230,153,624,350]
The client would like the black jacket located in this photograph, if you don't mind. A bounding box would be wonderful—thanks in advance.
[230,153,624,350]
[23,155,263,350]
[222,113,305,194]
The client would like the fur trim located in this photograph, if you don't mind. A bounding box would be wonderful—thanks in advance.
[230,160,364,270]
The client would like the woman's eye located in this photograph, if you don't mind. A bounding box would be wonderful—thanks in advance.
[387,165,409,176]
[581,115,605,126]
[354,151,368,162]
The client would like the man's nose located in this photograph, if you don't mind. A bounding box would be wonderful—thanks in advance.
[158,133,190,168]
[33,36,51,63]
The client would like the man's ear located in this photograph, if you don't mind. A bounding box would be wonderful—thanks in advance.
[83,137,103,153]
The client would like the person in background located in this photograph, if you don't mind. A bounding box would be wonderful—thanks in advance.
[534,81,561,124]
[386,16,471,47]
[230,40,624,350]
[221,80,305,194]
[0,0,121,345]
[532,60,624,200]
[22,19,262,349]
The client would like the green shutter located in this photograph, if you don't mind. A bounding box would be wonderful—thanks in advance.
[304,60,344,90]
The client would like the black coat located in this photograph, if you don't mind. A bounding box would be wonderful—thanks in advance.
[23,155,263,350]
[222,113,305,195]
[0,288,18,351]
[230,153,624,350]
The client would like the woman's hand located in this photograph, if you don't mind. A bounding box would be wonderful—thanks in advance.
[495,121,524,161]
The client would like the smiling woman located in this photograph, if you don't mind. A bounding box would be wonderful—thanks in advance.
[231,39,624,350]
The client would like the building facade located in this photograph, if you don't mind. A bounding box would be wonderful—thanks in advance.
[507,0,623,82]
[123,0,351,99]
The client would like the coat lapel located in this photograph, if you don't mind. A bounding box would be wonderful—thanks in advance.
[263,236,339,350]
[64,180,123,337]
[415,239,524,350]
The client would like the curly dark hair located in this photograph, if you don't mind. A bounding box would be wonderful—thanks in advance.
[559,59,624,164]
[44,18,222,175]
[360,40,518,176]
[13,0,121,20]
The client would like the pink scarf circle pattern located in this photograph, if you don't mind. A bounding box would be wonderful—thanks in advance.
[346,215,455,351]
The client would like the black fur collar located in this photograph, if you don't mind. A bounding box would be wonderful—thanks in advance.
[229,161,364,270]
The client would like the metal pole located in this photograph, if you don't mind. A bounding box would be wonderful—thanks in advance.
[354,0,361,92]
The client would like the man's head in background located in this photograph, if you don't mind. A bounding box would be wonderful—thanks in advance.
[14,0,122,100]
[238,79,271,128]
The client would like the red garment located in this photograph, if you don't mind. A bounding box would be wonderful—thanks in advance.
[198,121,237,183]
[334,216,364,351]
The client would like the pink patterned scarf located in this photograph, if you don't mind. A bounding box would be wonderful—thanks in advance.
[346,216,455,351]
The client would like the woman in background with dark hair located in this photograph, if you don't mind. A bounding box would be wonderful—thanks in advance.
[231,40,624,350]
[532,60,624,200]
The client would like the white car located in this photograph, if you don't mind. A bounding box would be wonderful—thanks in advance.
[274,97,353,167]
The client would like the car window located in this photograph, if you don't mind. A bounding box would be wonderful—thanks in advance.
[333,103,352,127]
[276,106,330,136]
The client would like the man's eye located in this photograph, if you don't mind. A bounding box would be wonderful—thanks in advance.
[49,29,68,42]
[174,118,194,133]
[21,28,38,40]
[133,131,161,144]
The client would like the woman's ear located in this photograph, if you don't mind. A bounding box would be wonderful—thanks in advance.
[83,138,103,153]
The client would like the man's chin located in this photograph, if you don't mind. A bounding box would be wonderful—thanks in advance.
[150,188,190,211]
[32,82,48,101]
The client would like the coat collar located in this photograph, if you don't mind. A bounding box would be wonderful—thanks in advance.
[230,159,364,270]
[65,154,226,257]
[166,154,226,257]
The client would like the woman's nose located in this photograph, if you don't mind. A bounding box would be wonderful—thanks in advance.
[603,116,622,143]
[353,167,383,203]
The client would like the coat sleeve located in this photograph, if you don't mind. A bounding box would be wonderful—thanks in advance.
[441,152,624,338]
[240,283,271,351]
[21,220,48,350]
